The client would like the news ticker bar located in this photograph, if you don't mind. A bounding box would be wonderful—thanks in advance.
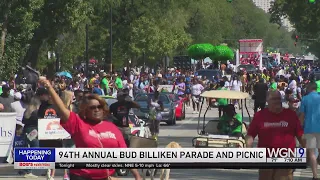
[15,162,307,170]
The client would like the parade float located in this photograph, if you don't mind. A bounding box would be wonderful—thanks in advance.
[237,39,263,70]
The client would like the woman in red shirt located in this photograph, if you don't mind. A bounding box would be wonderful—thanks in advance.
[39,77,141,180]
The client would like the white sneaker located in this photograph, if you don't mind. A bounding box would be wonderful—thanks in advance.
[193,111,197,114]
[24,173,38,178]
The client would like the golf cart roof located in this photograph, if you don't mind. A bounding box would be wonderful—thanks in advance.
[200,90,250,99]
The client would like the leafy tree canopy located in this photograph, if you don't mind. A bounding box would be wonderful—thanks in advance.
[0,0,303,79]
[270,0,320,56]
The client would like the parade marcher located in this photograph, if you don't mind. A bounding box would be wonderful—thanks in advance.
[72,90,83,113]
[217,81,228,117]
[176,77,186,97]
[246,90,304,180]
[109,90,140,145]
[184,73,192,108]
[92,80,103,96]
[148,90,164,140]
[38,77,142,180]
[191,79,204,114]
[100,72,110,95]
[230,75,242,107]
[21,96,41,178]
[299,82,320,180]
[270,78,277,90]
[253,79,268,113]
[114,73,123,92]
[37,87,62,180]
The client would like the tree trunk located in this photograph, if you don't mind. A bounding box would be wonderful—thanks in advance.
[23,29,44,68]
[1,13,8,60]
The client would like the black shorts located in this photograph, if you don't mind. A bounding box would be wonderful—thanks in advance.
[185,88,191,94]
[254,101,266,111]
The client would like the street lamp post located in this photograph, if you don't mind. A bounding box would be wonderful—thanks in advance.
[55,51,60,72]
[143,52,146,72]
[109,4,113,72]
[85,24,89,76]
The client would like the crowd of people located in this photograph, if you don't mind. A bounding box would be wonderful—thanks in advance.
[0,60,320,180]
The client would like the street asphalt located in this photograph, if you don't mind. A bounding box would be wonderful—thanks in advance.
[0,99,316,179]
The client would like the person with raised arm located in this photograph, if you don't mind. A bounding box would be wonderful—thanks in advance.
[38,77,142,180]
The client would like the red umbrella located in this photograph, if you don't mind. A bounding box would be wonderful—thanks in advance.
[89,59,98,64]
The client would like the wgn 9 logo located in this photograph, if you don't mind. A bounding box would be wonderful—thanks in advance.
[296,148,306,158]
[267,148,306,158]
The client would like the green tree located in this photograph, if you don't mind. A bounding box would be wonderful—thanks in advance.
[0,0,43,79]
[269,0,320,56]
[23,0,91,68]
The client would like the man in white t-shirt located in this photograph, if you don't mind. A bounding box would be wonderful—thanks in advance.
[191,80,204,114]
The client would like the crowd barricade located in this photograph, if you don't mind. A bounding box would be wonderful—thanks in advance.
[0,113,17,162]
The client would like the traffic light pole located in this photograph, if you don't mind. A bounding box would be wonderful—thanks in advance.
[85,24,89,76]
[109,4,113,73]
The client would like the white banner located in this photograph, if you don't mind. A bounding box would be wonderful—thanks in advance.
[0,113,17,158]
[38,118,70,140]
[239,39,263,53]
[158,85,177,93]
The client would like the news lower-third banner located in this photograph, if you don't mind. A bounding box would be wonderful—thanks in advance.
[14,148,307,169]
[15,148,55,162]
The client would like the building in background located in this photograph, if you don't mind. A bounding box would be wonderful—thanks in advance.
[252,0,272,13]
[252,0,294,32]
[281,18,294,32]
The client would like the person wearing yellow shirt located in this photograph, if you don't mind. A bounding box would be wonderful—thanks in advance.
[261,73,270,82]
[89,74,99,88]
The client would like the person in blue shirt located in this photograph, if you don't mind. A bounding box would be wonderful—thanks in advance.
[185,75,192,108]
[299,82,320,180]
[92,80,103,95]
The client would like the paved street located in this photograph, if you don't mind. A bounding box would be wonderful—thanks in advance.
[0,99,316,179]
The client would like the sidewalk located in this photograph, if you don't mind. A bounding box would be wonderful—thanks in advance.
[296,167,320,180]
